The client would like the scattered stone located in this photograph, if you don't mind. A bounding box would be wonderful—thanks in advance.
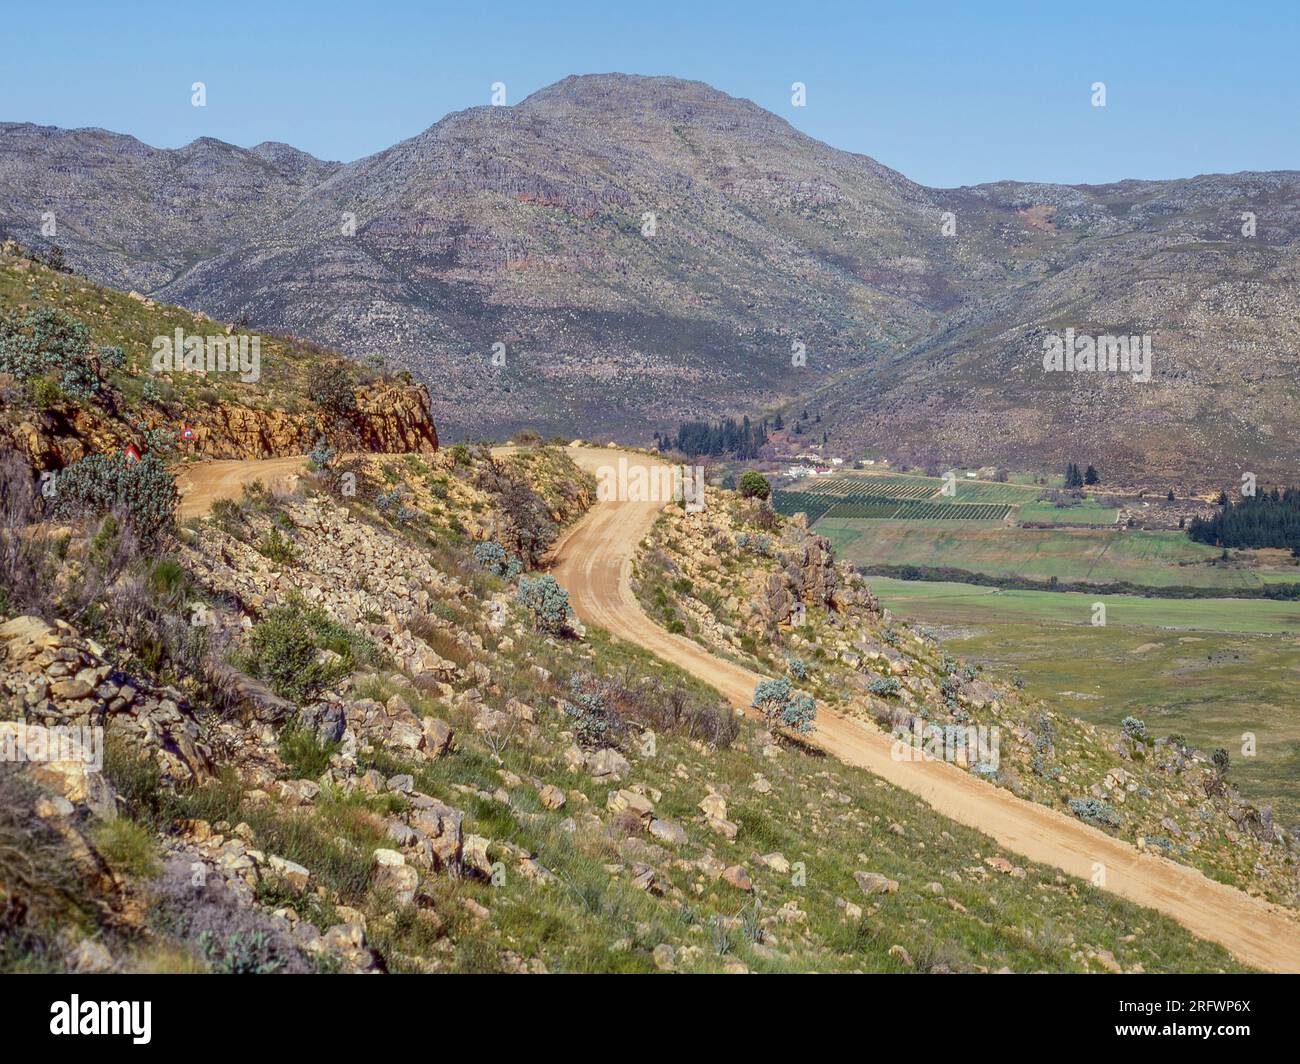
[648,818,688,846]
[722,864,753,891]
[586,747,631,781]
[372,849,418,907]
[539,784,566,809]
[854,871,899,896]
[267,854,311,893]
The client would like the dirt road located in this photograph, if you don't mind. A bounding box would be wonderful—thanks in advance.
[175,456,311,520]
[171,446,1300,969]
[548,448,1300,972]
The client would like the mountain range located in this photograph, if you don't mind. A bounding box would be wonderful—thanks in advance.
[3,73,1297,486]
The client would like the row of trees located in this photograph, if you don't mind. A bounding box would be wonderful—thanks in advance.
[656,416,769,459]
[1063,462,1100,488]
[1188,488,1300,550]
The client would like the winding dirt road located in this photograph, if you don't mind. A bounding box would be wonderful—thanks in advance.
[172,446,1300,970]
[548,448,1300,972]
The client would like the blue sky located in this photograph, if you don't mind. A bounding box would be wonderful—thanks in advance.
[4,0,1295,187]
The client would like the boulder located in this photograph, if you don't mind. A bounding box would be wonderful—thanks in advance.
[854,871,899,896]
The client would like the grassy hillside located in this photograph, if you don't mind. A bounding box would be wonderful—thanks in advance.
[0,443,1252,973]
[0,245,384,413]
[632,493,1300,905]
[0,244,434,466]
[869,576,1300,827]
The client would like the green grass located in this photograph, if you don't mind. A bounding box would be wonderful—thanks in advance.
[825,524,1269,589]
[92,818,161,879]
[867,576,1300,632]
[869,576,1300,826]
[1018,499,1120,525]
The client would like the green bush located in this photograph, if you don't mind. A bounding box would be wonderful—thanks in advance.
[256,527,298,566]
[473,540,522,578]
[26,375,60,408]
[751,676,816,733]
[867,675,900,697]
[562,675,611,747]
[307,363,357,415]
[50,451,178,542]
[1068,797,1121,828]
[738,471,771,500]
[0,307,116,400]
[516,574,571,634]
[239,598,376,703]
[1121,716,1149,743]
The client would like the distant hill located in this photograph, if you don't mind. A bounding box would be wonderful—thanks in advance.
[3,74,1297,485]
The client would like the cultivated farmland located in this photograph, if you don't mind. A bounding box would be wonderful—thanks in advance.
[773,470,1032,524]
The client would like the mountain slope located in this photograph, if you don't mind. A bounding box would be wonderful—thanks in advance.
[3,75,1297,482]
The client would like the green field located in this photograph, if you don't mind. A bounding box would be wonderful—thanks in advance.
[781,471,1039,504]
[819,523,1287,590]
[822,500,1013,521]
[775,471,1036,525]
[1018,498,1120,525]
[867,577,1300,632]
[868,576,1300,827]
[774,470,1118,533]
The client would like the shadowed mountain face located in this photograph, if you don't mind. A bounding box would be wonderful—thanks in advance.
[3,73,1297,484]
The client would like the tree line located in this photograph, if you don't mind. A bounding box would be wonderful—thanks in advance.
[1064,462,1099,488]
[656,416,769,459]
[1188,488,1300,551]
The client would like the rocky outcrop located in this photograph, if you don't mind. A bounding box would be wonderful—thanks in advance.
[352,383,439,453]
[746,516,879,634]
[1,380,438,470]
[184,382,438,459]
[0,615,213,789]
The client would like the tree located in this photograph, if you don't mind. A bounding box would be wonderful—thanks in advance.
[1084,465,1099,485]
[668,417,768,460]
[307,363,358,416]
[738,471,771,500]
[1189,487,1300,551]
[1167,489,1175,501]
